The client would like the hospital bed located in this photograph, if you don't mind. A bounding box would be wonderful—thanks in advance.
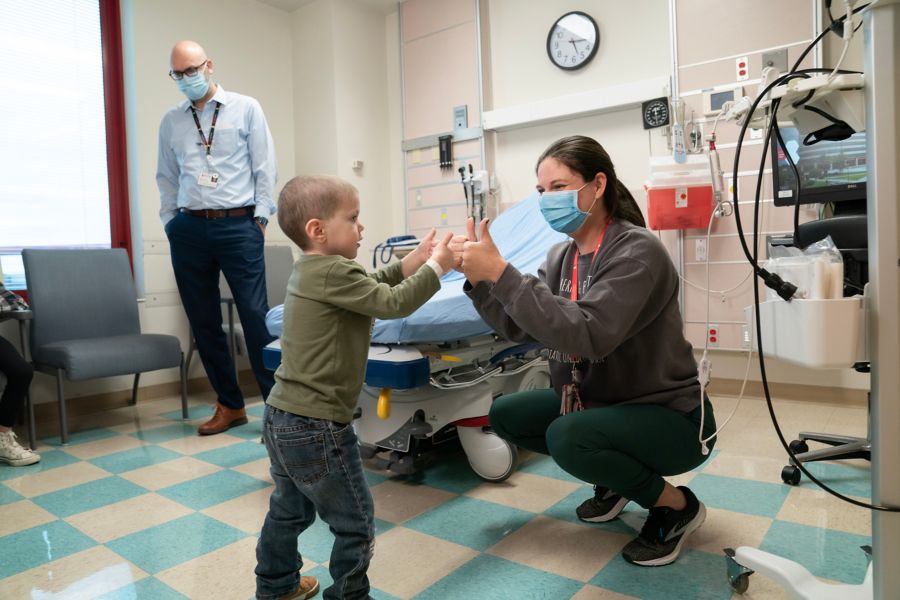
[263,193,567,481]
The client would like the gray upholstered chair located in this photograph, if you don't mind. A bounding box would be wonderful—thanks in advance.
[23,248,187,444]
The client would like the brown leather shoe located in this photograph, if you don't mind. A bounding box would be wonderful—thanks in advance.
[197,403,248,436]
[277,575,320,599]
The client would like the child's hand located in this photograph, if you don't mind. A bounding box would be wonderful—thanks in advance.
[431,232,457,274]
[449,233,468,273]
[411,228,437,263]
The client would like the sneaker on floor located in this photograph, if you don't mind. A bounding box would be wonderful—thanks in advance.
[0,430,40,467]
[576,486,630,523]
[277,575,320,600]
[621,486,706,567]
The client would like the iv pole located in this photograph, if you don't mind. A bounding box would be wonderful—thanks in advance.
[863,0,900,597]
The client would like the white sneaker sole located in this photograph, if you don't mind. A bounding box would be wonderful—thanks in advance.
[0,453,40,467]
[629,502,707,567]
[578,496,630,523]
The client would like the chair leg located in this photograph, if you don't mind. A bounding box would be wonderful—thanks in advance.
[180,352,189,419]
[56,369,68,445]
[130,373,141,406]
[25,388,36,451]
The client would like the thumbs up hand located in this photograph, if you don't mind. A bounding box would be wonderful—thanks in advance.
[462,218,507,284]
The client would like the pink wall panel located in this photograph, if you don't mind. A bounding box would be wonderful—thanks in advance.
[685,322,746,351]
[403,22,480,139]
[676,0,812,66]
[407,204,470,232]
[407,182,471,208]
[401,0,475,42]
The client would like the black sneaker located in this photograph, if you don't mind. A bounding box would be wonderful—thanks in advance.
[621,486,706,567]
[575,486,630,523]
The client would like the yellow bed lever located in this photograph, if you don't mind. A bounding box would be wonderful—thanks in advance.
[377,388,392,419]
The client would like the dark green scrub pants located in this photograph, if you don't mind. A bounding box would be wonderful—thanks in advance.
[489,390,717,508]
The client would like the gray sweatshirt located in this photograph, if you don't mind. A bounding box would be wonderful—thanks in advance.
[466,219,700,414]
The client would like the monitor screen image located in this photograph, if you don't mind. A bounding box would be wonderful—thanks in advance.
[771,126,867,207]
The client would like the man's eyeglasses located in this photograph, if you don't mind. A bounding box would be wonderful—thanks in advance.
[168,60,208,81]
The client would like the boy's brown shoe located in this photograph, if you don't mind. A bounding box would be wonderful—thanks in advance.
[278,576,320,600]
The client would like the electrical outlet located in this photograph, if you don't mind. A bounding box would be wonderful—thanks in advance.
[741,324,752,349]
[695,238,708,262]
[707,324,720,348]
[736,56,749,82]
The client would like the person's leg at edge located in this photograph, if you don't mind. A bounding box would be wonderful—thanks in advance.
[0,336,39,466]
[546,399,717,566]
[255,406,319,599]
[488,388,560,455]
[313,422,375,600]
[218,216,275,400]
[168,213,244,412]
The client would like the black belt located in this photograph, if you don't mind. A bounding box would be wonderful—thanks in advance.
[180,206,254,219]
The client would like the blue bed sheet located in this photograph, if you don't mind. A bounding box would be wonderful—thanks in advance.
[266,192,567,343]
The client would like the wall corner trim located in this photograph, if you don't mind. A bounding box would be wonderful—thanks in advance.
[482,77,670,132]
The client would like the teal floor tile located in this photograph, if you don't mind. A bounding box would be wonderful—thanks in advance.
[362,468,389,487]
[128,422,199,444]
[89,445,182,474]
[159,404,213,421]
[245,402,267,418]
[687,473,791,518]
[43,427,121,447]
[413,554,582,600]
[591,550,734,600]
[222,420,264,440]
[31,476,148,518]
[294,516,394,564]
[98,576,189,600]
[404,496,533,551]
[518,453,584,483]
[394,453,484,494]
[0,449,80,480]
[543,486,637,535]
[0,482,23,505]
[796,461,871,499]
[194,440,269,467]
[760,520,871,585]
[157,469,270,510]
[106,513,247,574]
[0,520,96,578]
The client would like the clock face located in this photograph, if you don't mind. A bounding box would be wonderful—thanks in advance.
[547,12,599,71]
[642,97,671,130]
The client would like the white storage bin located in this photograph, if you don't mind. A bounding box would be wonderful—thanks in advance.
[745,297,865,369]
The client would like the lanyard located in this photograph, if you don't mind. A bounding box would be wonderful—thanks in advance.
[190,102,220,158]
[570,219,612,301]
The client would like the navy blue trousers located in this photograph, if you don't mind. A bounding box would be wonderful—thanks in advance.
[167,212,275,408]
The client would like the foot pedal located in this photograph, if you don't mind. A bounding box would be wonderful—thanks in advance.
[376,410,432,453]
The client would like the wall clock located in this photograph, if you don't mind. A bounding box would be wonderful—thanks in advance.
[546,11,599,71]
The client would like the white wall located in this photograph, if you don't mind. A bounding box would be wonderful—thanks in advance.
[485,0,670,207]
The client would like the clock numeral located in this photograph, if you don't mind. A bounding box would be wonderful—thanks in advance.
[580,52,585,59]
[557,51,562,58]
[585,44,591,52]
[557,31,563,38]
[554,41,558,49]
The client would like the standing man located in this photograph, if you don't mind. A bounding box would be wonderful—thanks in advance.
[157,40,277,435]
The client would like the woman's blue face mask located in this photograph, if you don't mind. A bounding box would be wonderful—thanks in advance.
[539,182,597,233]
[176,70,210,101]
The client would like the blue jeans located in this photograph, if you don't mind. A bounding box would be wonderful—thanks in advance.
[256,405,374,600]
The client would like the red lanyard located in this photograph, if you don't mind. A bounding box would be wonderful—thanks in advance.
[570,219,612,301]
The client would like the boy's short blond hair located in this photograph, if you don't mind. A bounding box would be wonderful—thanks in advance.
[278,175,358,249]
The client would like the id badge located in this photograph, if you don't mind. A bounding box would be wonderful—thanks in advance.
[198,171,219,188]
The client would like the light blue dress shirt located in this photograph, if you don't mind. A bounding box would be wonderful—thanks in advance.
[156,85,277,225]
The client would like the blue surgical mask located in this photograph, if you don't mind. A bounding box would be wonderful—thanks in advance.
[176,71,210,101]
[539,183,596,233]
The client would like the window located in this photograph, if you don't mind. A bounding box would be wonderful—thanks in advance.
[0,0,130,289]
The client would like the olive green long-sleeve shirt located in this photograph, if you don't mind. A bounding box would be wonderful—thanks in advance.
[267,255,440,423]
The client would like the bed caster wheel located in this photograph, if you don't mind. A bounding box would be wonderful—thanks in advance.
[458,428,518,482]
[789,439,809,455]
[724,548,753,594]
[781,465,801,485]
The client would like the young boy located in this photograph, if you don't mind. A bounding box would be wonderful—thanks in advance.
[255,175,457,600]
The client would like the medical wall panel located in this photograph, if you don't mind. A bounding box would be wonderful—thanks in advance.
[401,0,475,42]
[402,23,480,141]
[407,181,475,209]
[673,0,816,353]
[684,322,747,352]
[675,0,812,67]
